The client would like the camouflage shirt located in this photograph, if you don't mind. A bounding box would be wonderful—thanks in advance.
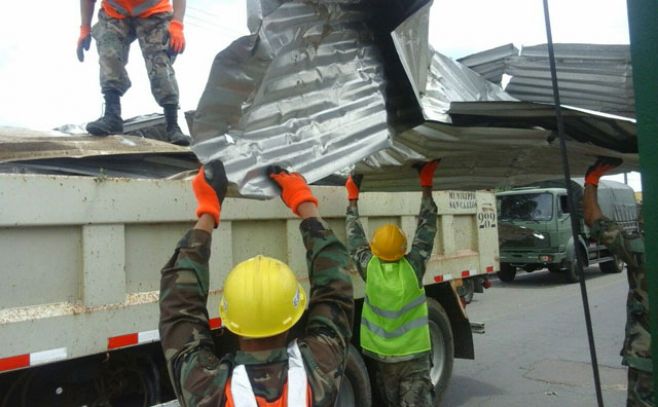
[345,195,438,362]
[159,217,356,406]
[590,217,651,373]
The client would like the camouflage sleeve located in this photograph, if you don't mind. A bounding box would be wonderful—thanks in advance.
[158,229,228,407]
[406,195,438,282]
[299,218,356,402]
[345,204,372,279]
[589,217,637,267]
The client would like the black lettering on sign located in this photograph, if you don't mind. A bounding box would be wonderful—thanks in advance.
[448,191,476,210]
[478,210,497,229]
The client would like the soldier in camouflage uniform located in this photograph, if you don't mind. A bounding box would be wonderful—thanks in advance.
[159,161,356,406]
[77,0,190,145]
[345,161,440,407]
[583,157,653,407]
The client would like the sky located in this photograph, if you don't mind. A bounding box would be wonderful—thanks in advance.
[0,0,640,190]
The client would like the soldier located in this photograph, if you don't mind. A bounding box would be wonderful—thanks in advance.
[158,161,356,406]
[345,161,440,407]
[77,0,190,146]
[583,157,653,407]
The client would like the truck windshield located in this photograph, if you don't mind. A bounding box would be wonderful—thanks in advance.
[497,192,554,221]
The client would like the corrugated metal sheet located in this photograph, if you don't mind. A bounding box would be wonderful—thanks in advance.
[457,43,518,84]
[504,44,634,118]
[0,4,639,194]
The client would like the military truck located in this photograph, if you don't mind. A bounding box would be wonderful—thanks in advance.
[496,179,639,283]
[0,163,498,405]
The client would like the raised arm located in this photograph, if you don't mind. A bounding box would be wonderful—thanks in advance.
[269,167,355,397]
[159,161,228,406]
[583,157,621,227]
[407,161,439,280]
[344,175,371,279]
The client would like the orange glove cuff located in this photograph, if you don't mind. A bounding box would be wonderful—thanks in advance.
[80,25,91,38]
[270,172,318,216]
[168,19,185,53]
[192,168,221,226]
[419,161,439,187]
[346,175,360,201]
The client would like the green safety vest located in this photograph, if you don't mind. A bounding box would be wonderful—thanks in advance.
[360,256,431,357]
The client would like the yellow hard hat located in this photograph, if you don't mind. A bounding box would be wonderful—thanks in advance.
[370,224,407,262]
[219,255,307,338]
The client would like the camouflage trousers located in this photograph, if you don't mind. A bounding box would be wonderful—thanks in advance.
[372,356,434,407]
[628,367,654,406]
[92,10,179,106]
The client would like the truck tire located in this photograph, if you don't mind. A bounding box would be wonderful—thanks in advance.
[336,344,372,407]
[564,255,580,283]
[427,298,454,406]
[600,255,624,274]
[497,263,516,282]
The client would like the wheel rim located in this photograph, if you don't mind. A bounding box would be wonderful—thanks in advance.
[335,375,356,406]
[429,320,446,384]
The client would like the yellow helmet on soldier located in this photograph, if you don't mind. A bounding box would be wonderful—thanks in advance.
[370,224,407,262]
[219,255,307,338]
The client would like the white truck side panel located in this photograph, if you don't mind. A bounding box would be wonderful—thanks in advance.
[0,174,498,366]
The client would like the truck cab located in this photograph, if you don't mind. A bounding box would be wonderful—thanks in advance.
[496,180,638,283]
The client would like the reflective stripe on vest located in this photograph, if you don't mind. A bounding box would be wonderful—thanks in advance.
[228,340,309,407]
[103,0,170,18]
[360,256,431,357]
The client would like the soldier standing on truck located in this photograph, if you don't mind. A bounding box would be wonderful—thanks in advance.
[583,157,653,407]
[158,161,356,406]
[345,160,439,407]
[77,0,190,146]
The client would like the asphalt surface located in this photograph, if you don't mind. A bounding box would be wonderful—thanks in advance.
[442,265,629,407]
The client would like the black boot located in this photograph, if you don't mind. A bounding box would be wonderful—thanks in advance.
[86,91,124,136]
[164,104,190,146]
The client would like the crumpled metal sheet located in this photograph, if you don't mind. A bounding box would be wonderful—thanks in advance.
[191,1,637,196]
[192,1,398,198]
[457,43,518,84]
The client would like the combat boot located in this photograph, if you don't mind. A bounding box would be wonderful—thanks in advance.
[164,104,191,147]
[86,91,124,136]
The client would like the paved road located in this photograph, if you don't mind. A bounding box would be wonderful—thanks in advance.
[442,266,628,406]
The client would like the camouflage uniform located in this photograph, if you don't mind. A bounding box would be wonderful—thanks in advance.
[346,196,438,407]
[159,218,356,406]
[590,218,653,406]
[92,9,179,106]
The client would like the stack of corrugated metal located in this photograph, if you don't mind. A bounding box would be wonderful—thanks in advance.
[461,43,634,118]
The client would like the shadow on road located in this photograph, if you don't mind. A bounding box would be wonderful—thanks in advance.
[443,375,504,405]
[491,265,620,289]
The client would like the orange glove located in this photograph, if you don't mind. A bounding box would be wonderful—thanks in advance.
[168,20,185,54]
[77,25,92,62]
[417,160,440,188]
[192,160,228,227]
[345,175,362,201]
[268,166,318,216]
[585,157,622,186]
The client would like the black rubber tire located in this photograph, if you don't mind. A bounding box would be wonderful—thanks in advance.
[427,298,454,406]
[600,255,624,274]
[497,263,516,282]
[563,256,580,283]
[336,344,372,407]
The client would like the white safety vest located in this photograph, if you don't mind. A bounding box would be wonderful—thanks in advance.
[229,340,309,407]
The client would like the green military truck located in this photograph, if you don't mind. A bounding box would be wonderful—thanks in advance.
[496,179,639,283]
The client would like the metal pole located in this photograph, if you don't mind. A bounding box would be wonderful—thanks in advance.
[626,0,658,394]
[541,1,604,405]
